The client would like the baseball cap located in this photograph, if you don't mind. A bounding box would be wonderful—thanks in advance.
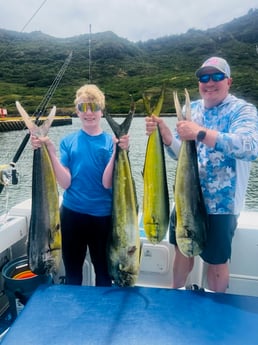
[195,57,231,78]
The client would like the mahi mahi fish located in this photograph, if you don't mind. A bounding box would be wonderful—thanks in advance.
[173,89,208,257]
[142,87,170,244]
[16,101,61,275]
[105,106,141,287]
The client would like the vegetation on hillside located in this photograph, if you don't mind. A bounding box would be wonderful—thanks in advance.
[0,8,257,115]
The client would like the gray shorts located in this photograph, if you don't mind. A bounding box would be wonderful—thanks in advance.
[169,208,238,264]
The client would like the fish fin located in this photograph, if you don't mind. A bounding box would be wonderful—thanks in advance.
[16,101,56,137]
[128,245,137,256]
[105,105,135,138]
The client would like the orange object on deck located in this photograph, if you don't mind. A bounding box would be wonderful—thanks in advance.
[12,270,37,280]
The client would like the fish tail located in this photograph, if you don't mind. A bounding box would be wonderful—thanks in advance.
[184,89,191,121]
[16,101,56,137]
[153,85,165,116]
[173,89,191,121]
[142,85,165,117]
[105,107,134,138]
[173,91,184,121]
[39,106,56,136]
[142,93,152,115]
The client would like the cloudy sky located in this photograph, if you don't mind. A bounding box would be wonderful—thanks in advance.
[0,0,257,42]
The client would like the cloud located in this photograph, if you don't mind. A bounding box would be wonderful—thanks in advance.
[0,0,257,41]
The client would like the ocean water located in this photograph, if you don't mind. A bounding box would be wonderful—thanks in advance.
[0,117,257,216]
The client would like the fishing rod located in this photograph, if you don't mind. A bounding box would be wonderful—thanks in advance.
[0,51,73,194]
[88,24,92,83]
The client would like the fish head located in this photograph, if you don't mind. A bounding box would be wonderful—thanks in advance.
[114,262,139,287]
[29,251,55,275]
[110,246,140,287]
[177,237,203,257]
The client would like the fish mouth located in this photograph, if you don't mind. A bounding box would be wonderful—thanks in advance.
[115,271,137,287]
[30,257,55,275]
[112,263,138,287]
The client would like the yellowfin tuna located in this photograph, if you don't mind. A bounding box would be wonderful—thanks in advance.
[173,90,208,257]
[16,101,61,275]
[142,87,170,244]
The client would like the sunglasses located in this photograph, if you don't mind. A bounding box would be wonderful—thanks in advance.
[77,102,101,112]
[198,72,226,83]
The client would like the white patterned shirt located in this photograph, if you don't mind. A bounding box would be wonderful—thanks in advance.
[166,94,258,214]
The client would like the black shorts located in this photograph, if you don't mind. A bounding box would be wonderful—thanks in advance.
[169,208,238,264]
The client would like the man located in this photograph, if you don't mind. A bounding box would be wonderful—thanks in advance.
[145,57,258,292]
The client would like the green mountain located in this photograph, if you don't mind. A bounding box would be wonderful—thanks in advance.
[0,8,257,115]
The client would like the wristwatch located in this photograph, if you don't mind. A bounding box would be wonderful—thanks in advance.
[196,130,206,142]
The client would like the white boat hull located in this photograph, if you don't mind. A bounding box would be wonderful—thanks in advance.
[1,199,257,298]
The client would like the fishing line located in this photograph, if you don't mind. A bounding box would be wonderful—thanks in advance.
[20,0,49,33]
[0,50,73,198]
[0,0,49,59]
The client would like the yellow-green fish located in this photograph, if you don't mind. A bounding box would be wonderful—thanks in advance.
[142,87,170,244]
[105,106,141,287]
[16,101,61,275]
[173,89,208,257]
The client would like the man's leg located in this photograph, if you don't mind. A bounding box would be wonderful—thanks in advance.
[207,262,229,292]
[172,246,194,288]
[201,215,237,293]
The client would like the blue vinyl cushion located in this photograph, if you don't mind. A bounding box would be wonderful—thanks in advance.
[2,285,258,345]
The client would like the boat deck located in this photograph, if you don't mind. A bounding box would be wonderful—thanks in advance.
[0,201,257,342]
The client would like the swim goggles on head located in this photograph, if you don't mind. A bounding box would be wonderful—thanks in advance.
[77,102,101,112]
[198,72,226,83]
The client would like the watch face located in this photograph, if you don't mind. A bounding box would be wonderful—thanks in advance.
[197,130,206,141]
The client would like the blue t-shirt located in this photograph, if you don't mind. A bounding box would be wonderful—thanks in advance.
[166,94,258,215]
[60,129,113,216]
